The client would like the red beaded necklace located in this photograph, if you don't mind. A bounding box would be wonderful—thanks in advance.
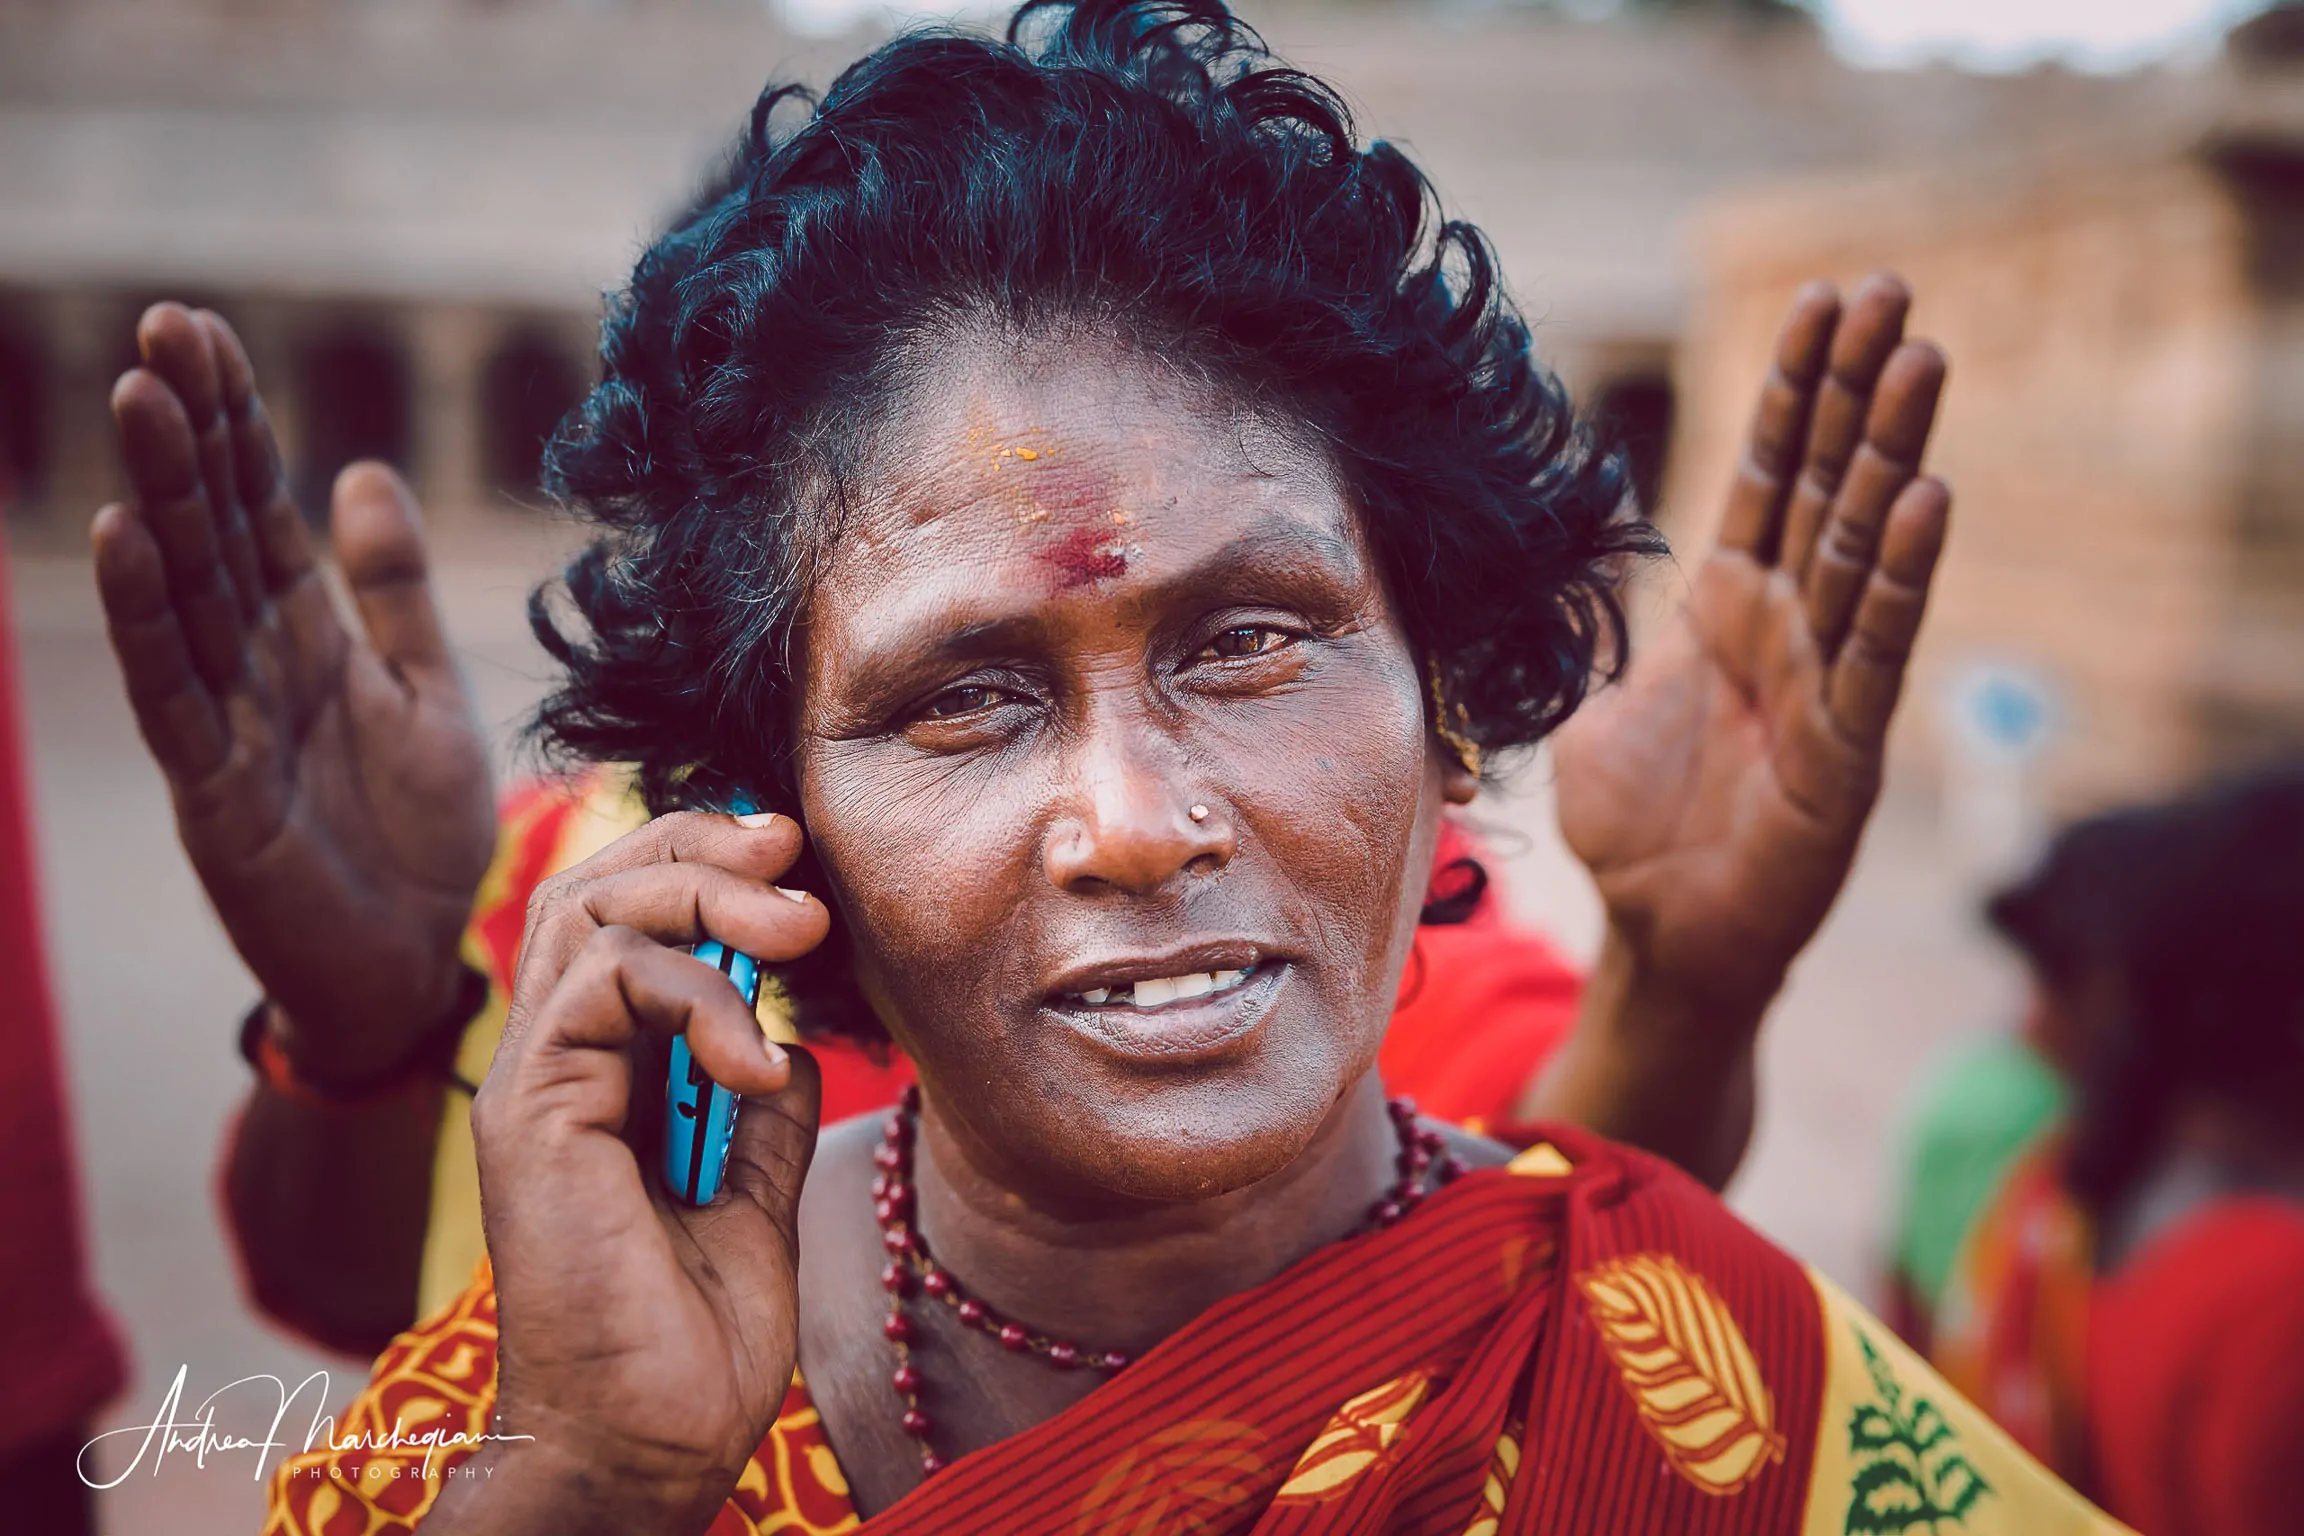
[871,1084,1467,1475]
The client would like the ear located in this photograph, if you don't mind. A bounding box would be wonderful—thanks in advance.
[1439,753,1480,806]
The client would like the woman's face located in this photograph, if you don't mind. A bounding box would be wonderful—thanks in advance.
[793,331,1468,1204]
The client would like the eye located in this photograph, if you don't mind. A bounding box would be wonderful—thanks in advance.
[1205,625,1292,660]
[920,684,1008,719]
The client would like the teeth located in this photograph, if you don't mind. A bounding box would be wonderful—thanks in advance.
[1071,967,1256,1008]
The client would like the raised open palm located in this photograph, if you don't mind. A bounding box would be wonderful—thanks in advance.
[92,304,496,1081]
[1554,276,1949,1012]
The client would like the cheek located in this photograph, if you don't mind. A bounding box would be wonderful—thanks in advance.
[798,746,1035,1018]
[1221,647,1432,977]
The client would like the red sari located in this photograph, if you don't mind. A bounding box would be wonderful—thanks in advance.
[262,1127,2125,1535]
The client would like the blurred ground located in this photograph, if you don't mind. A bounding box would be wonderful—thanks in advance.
[13,527,2025,1534]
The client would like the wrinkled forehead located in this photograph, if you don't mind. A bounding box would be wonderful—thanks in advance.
[797,330,1371,643]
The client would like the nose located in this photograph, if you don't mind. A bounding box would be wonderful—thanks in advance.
[1043,721,1233,897]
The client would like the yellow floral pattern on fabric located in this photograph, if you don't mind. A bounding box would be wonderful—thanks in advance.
[1460,1421,1522,1536]
[1800,1271,2135,1536]
[1577,1252,1786,1496]
[735,1385,860,1536]
[1075,1419,1271,1535]
[1273,1370,1433,1502]
[262,1258,860,1535]
[261,1274,501,1534]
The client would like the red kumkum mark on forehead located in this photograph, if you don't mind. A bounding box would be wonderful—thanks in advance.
[1039,525,1130,590]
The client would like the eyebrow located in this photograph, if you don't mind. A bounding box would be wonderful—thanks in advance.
[826,520,1368,704]
[1122,523,1366,618]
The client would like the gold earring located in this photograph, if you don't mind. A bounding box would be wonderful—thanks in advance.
[1426,656,1482,779]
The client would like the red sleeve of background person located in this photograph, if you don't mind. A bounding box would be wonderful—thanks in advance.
[809,819,1585,1128]
[1374,820,1584,1124]
[2087,1197,2304,1536]
[0,536,127,1450]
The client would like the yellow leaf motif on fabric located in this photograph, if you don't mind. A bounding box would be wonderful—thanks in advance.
[1500,1235,1558,1294]
[1507,1142,1573,1178]
[1076,1419,1270,1535]
[1274,1370,1433,1503]
[1461,1421,1522,1536]
[1577,1252,1786,1497]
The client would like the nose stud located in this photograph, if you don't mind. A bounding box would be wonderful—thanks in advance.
[1188,804,1210,822]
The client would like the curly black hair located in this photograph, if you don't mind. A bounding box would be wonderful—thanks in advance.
[531,0,1656,1038]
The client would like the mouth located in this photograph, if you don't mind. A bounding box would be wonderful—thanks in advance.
[1066,965,1258,1009]
[1040,947,1290,1062]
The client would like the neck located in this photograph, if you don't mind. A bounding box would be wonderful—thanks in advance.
[907,1071,1398,1354]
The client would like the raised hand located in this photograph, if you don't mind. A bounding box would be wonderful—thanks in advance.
[426,813,828,1535]
[1557,275,1949,1008]
[1531,276,1949,1182]
[92,303,497,1081]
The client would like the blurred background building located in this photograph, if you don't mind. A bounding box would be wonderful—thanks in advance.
[3,2,2300,1529]
[4,0,2298,814]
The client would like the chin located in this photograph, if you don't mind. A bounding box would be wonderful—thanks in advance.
[1003,1041,1368,1207]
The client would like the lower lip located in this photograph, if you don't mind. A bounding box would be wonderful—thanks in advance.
[1042,963,1290,1065]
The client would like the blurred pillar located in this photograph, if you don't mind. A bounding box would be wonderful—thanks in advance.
[37,292,128,533]
[409,304,494,527]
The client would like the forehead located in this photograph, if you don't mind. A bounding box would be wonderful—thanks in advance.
[804,333,1363,631]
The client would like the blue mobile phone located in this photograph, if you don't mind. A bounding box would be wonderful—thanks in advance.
[664,793,762,1205]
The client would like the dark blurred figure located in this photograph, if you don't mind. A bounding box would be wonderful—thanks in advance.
[0,533,126,1534]
[1889,764,2304,1536]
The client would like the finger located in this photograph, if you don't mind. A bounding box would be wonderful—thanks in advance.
[520,860,830,1006]
[692,1045,821,1290]
[473,933,796,1285]
[558,809,808,889]
[204,311,318,596]
[1716,280,1839,562]
[332,462,456,677]
[1825,476,1951,749]
[202,318,350,718]
[1801,341,1948,661]
[110,369,250,691]
[1778,273,1911,583]
[488,929,794,1138]
[90,503,229,781]
[505,812,816,1048]
[138,305,264,624]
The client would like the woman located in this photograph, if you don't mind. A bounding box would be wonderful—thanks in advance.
[97,3,2118,1530]
[1881,807,2145,1357]
[1922,769,2304,1535]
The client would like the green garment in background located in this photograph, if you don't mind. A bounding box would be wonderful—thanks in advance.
[1891,1031,2070,1313]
